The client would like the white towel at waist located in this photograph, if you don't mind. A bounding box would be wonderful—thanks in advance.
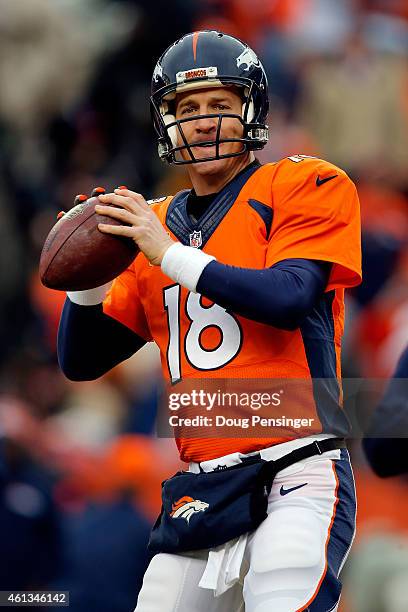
[199,533,248,596]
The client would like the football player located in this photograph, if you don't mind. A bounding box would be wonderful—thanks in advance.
[58,31,362,612]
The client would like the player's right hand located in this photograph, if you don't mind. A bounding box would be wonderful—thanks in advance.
[96,188,174,266]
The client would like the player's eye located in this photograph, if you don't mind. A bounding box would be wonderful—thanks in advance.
[213,104,230,111]
[180,105,197,115]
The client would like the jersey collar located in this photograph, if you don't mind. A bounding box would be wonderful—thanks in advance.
[166,160,261,248]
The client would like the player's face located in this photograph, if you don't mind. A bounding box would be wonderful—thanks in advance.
[174,87,246,173]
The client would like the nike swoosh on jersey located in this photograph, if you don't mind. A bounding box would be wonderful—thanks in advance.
[279,483,308,496]
[316,174,338,187]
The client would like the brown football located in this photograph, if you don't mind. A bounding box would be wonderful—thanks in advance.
[39,196,139,291]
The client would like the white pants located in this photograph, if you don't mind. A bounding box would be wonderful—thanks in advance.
[135,445,356,612]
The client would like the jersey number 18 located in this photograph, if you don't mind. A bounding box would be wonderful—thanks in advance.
[164,285,242,382]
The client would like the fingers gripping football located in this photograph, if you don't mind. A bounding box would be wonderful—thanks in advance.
[95,189,174,266]
[57,189,105,220]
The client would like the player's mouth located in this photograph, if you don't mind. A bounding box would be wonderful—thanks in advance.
[190,142,226,154]
[191,142,219,148]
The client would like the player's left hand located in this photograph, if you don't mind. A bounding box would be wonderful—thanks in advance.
[95,188,174,266]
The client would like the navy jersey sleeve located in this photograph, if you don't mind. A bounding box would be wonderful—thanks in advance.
[196,258,331,330]
[58,299,146,381]
[362,345,408,477]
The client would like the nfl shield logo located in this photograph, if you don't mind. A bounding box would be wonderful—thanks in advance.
[189,230,202,248]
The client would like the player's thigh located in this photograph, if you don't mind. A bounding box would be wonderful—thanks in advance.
[243,452,356,612]
[134,551,244,612]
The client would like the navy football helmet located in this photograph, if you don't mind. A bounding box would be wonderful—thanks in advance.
[150,30,269,164]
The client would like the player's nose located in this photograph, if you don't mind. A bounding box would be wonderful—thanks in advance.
[194,114,217,133]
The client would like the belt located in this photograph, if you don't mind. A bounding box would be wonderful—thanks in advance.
[240,437,346,473]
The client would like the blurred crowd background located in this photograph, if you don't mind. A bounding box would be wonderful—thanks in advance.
[0,0,408,611]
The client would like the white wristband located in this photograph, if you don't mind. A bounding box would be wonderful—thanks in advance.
[161,243,215,293]
[67,281,113,306]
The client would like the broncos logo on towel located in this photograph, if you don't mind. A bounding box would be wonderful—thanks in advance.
[170,496,209,524]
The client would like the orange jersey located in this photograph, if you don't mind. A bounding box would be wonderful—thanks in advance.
[103,156,362,462]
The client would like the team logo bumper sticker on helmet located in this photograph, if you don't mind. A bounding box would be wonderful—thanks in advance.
[176,66,218,84]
